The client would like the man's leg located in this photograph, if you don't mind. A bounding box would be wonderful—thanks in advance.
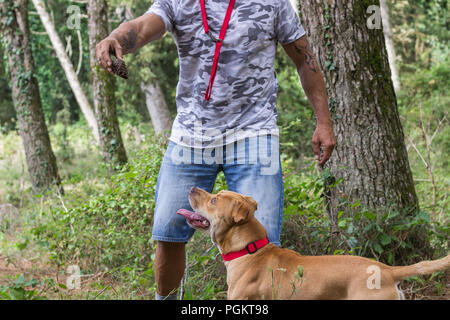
[152,142,219,299]
[223,135,284,246]
[155,241,186,298]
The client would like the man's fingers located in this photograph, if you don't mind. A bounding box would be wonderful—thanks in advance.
[318,143,335,166]
[312,138,321,161]
[114,44,124,61]
[313,125,336,166]
[97,49,110,70]
[96,41,117,73]
[318,152,330,166]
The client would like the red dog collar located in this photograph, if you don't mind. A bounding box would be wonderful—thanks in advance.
[221,237,270,262]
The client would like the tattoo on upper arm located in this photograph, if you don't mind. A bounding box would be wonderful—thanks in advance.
[294,42,318,73]
[122,29,137,53]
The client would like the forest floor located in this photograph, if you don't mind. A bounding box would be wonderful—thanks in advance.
[0,230,138,300]
[0,230,448,300]
[0,250,129,299]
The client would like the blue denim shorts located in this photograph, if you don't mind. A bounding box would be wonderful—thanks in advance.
[151,135,284,246]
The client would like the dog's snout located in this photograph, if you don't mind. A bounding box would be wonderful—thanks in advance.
[190,186,198,194]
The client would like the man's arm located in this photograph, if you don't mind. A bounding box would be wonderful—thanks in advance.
[96,13,166,75]
[283,35,336,166]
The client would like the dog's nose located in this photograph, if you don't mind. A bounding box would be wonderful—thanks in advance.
[190,186,198,194]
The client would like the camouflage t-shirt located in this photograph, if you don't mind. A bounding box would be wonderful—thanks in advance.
[147,0,305,147]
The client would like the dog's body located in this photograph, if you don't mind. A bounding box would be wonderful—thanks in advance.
[225,244,448,300]
[178,188,450,300]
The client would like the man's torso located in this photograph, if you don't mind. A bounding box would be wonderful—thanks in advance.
[148,0,305,147]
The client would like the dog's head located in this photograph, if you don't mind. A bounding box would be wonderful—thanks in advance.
[177,187,259,249]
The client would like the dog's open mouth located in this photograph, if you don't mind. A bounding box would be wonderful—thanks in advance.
[177,209,210,230]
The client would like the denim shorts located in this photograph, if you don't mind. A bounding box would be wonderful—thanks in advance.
[151,135,284,246]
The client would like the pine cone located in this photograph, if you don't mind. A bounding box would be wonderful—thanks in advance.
[111,58,129,80]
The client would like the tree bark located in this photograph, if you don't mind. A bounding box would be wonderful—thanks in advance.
[298,0,418,213]
[380,0,400,93]
[31,0,100,143]
[0,0,62,193]
[141,81,172,136]
[87,0,127,165]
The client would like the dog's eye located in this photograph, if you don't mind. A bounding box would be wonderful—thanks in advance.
[211,198,216,205]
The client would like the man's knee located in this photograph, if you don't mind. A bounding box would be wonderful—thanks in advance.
[155,241,186,268]
[157,241,186,252]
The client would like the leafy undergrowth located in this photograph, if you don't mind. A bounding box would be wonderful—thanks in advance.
[0,126,448,300]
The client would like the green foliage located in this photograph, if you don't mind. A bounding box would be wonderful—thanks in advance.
[397,50,449,218]
[391,0,449,69]
[181,233,227,300]
[0,274,46,300]
[28,136,165,294]
[282,164,448,265]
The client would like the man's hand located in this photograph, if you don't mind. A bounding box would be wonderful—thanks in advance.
[96,37,123,75]
[312,123,336,166]
[95,13,166,74]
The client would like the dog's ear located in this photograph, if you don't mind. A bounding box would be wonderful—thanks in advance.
[244,196,258,213]
[232,196,258,224]
[232,202,249,224]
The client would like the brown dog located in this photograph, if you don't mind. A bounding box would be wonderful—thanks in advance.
[177,187,450,300]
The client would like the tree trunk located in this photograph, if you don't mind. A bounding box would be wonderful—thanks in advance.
[140,81,172,135]
[298,0,418,213]
[0,0,62,194]
[31,0,100,143]
[380,0,400,93]
[87,0,127,165]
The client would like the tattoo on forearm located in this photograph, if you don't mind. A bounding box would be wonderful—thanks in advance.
[294,43,318,73]
[122,29,137,53]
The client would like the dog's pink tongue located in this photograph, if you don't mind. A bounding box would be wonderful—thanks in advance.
[177,209,210,229]
[177,209,198,220]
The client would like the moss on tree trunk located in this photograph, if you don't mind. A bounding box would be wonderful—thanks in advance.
[0,0,62,194]
[87,0,127,166]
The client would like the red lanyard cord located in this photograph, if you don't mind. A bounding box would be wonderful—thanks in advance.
[200,0,236,101]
